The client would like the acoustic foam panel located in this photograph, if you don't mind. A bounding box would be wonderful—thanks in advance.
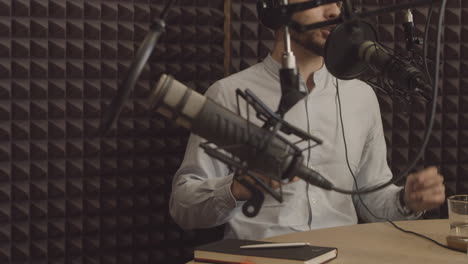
[0,0,225,263]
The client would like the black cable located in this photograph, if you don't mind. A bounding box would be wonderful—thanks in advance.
[423,3,434,83]
[330,0,445,195]
[335,78,456,252]
[304,87,313,231]
[335,0,458,252]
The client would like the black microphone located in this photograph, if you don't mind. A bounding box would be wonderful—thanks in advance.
[149,74,334,190]
[403,9,416,52]
[324,20,432,101]
[358,41,432,100]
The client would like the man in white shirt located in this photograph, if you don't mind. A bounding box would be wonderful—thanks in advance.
[169,1,445,240]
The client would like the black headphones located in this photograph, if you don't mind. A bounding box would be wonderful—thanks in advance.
[257,0,344,31]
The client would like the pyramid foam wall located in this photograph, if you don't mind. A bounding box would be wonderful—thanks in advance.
[0,0,225,263]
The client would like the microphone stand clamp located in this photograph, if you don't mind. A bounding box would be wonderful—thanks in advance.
[198,87,323,217]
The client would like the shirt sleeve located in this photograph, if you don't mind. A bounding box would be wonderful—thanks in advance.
[169,81,240,230]
[352,95,422,222]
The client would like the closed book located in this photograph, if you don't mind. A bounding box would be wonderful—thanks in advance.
[194,239,337,264]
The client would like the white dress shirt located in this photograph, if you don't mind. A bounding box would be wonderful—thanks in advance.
[169,55,420,240]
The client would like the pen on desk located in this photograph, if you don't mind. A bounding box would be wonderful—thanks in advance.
[240,242,310,249]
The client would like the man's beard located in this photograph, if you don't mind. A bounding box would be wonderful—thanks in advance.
[290,31,326,57]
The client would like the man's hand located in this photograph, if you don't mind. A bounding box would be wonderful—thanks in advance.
[231,174,300,201]
[404,166,445,212]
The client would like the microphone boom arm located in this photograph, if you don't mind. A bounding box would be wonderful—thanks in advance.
[98,0,178,135]
[290,0,440,33]
[100,19,166,134]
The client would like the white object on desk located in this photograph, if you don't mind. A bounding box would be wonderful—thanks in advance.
[240,242,310,249]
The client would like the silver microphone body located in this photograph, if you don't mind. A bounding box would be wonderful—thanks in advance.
[149,74,333,189]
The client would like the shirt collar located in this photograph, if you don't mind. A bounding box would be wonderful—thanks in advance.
[263,54,282,81]
[263,54,330,94]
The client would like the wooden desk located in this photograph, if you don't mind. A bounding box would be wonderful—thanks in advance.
[189,219,468,264]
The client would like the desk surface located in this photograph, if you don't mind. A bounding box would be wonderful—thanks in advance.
[189,219,468,264]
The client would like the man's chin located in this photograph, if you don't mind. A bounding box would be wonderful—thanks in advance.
[305,43,325,57]
[291,34,326,57]
[301,37,326,56]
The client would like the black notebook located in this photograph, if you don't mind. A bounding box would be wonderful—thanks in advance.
[194,239,337,264]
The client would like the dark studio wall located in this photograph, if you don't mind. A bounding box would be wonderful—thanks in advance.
[0,0,224,263]
[0,0,466,264]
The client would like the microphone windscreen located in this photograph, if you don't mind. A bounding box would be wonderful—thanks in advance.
[149,74,206,129]
[324,21,378,79]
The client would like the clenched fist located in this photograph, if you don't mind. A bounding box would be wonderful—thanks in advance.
[404,166,445,213]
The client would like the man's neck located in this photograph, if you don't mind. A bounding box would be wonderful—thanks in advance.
[271,40,324,92]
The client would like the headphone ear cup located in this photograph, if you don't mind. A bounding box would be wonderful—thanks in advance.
[256,0,282,30]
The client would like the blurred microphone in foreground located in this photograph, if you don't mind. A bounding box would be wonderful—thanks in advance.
[149,74,333,191]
